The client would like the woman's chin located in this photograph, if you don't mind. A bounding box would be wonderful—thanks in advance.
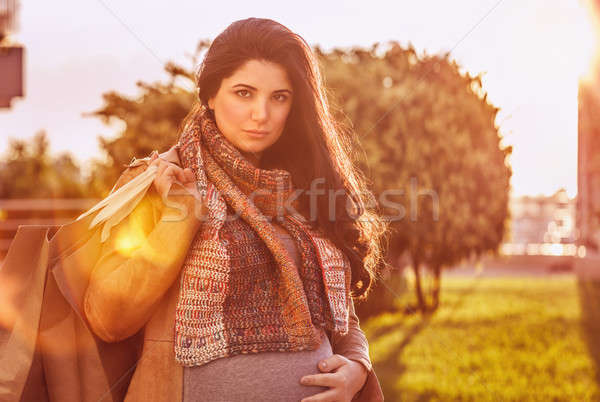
[237,141,274,156]
[237,145,263,155]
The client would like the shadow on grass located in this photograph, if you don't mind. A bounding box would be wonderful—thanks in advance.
[372,277,483,400]
[370,277,484,340]
[577,279,600,387]
[374,315,434,401]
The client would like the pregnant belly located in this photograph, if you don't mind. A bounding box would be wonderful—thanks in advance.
[183,329,333,402]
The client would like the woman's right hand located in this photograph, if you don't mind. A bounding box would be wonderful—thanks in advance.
[149,152,206,222]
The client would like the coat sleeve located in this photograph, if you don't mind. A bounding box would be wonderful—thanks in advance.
[328,298,385,401]
[329,297,373,373]
[83,162,201,343]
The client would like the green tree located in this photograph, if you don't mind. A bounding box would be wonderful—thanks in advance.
[86,42,210,195]
[0,130,86,199]
[318,42,512,313]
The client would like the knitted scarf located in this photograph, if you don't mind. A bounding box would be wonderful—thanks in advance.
[173,104,352,366]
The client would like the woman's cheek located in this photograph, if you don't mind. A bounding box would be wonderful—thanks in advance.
[276,105,292,131]
[224,98,245,122]
[220,102,247,135]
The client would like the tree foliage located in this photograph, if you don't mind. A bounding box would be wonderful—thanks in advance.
[86,56,204,196]
[317,42,512,312]
[0,131,86,198]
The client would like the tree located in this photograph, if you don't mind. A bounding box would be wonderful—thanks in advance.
[0,130,87,199]
[317,42,512,313]
[86,42,210,195]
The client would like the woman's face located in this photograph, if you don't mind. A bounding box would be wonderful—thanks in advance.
[207,59,294,167]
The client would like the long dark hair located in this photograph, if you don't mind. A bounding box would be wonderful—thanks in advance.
[184,17,387,299]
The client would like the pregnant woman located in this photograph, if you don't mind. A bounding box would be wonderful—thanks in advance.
[83,17,386,402]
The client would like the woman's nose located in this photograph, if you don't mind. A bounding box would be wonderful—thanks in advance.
[251,100,269,123]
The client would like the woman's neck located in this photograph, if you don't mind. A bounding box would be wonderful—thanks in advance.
[241,150,262,169]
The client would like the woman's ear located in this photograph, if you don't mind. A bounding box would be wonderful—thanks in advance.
[207,97,214,110]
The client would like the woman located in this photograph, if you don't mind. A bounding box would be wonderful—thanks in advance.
[83,18,387,402]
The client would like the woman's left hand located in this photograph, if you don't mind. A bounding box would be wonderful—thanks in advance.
[299,354,368,402]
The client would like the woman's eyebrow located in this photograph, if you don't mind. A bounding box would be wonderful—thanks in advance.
[232,83,292,93]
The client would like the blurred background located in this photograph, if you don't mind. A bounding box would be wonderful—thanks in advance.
[1,0,600,400]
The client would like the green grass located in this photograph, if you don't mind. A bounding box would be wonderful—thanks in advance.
[362,276,600,401]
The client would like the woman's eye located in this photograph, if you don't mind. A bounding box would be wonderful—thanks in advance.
[236,90,251,98]
[274,94,288,102]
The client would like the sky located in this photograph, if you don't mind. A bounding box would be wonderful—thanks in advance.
[0,0,596,198]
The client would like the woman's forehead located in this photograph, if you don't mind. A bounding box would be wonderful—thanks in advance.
[224,59,293,92]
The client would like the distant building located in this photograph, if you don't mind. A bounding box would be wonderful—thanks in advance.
[511,190,575,244]
[0,0,23,108]
[502,190,578,256]
[577,82,600,252]
[571,0,600,278]
[576,0,600,253]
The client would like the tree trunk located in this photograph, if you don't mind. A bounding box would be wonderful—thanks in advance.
[431,264,442,311]
[412,261,427,314]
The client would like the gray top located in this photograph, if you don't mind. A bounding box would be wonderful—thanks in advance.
[182,224,334,402]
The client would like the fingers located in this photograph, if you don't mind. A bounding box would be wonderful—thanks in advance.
[299,388,339,402]
[156,159,170,177]
[152,160,176,199]
[152,159,192,180]
[152,159,188,184]
[164,164,187,184]
[183,168,195,182]
[148,151,160,166]
[300,373,343,388]
[149,157,205,220]
[318,354,348,373]
[300,369,351,402]
[159,144,181,166]
[158,166,187,200]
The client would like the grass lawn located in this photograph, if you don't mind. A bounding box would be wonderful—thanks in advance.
[362,276,600,401]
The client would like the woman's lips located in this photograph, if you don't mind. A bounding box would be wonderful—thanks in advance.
[243,129,269,138]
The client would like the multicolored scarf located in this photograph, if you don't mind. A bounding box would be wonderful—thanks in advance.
[173,104,352,366]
